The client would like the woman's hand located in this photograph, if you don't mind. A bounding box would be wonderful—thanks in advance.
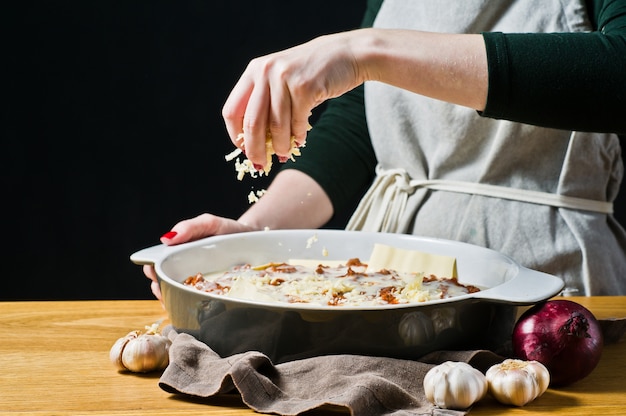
[143,170,334,301]
[143,214,258,300]
[222,31,365,170]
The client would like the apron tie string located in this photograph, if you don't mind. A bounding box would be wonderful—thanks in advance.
[346,165,613,233]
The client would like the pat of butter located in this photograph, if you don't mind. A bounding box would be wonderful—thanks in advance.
[367,243,457,278]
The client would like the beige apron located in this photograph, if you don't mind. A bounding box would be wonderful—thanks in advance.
[346,0,626,296]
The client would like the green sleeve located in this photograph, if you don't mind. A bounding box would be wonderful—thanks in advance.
[481,0,626,136]
[279,0,383,223]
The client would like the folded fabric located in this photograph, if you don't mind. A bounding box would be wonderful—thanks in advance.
[159,326,503,416]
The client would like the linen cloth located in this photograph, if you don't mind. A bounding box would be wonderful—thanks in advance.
[158,325,503,416]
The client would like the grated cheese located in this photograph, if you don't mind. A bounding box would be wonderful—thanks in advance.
[183,259,480,307]
[225,125,310,203]
[306,233,318,249]
[247,189,267,204]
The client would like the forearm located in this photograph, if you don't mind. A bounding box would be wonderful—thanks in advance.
[355,28,488,111]
[237,169,334,230]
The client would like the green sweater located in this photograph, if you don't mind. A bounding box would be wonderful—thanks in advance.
[283,0,626,222]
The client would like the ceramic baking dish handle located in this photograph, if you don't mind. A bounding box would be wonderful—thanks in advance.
[130,244,172,266]
[473,266,564,305]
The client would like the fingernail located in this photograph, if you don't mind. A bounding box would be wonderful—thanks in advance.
[278,156,289,163]
[253,163,264,171]
[161,231,177,239]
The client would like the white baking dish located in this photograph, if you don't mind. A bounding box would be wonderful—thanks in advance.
[131,229,564,362]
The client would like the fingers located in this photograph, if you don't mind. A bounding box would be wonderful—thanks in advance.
[150,280,163,303]
[159,213,257,247]
[145,213,257,300]
[223,32,361,169]
[143,264,158,281]
[243,78,272,163]
[146,213,229,301]
[143,264,163,301]
[222,55,312,169]
[159,213,223,246]
[222,73,254,150]
[266,60,293,157]
[291,100,315,147]
[144,214,223,302]
[223,59,271,168]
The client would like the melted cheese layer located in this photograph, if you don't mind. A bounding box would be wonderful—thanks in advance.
[183,259,479,307]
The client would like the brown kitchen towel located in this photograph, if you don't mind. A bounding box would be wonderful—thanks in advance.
[158,326,503,416]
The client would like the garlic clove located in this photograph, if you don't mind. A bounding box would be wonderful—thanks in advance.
[109,330,139,371]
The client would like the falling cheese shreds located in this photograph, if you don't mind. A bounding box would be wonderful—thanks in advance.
[306,234,318,249]
[248,189,267,204]
[234,158,263,181]
[225,124,311,203]
[224,147,242,162]
[226,126,309,180]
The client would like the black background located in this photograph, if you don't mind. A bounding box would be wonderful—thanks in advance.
[3,1,365,300]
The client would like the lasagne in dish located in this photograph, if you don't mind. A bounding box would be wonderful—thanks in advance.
[183,258,480,307]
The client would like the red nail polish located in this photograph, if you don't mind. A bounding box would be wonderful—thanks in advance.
[161,231,177,240]
[253,163,264,171]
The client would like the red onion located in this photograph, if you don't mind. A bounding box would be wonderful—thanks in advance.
[512,299,603,386]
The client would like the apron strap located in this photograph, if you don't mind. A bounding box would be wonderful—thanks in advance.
[346,166,613,232]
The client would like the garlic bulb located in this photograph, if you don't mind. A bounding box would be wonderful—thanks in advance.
[109,322,171,373]
[423,361,487,410]
[485,358,550,406]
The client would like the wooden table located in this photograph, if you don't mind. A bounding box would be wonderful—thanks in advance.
[0,297,624,415]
